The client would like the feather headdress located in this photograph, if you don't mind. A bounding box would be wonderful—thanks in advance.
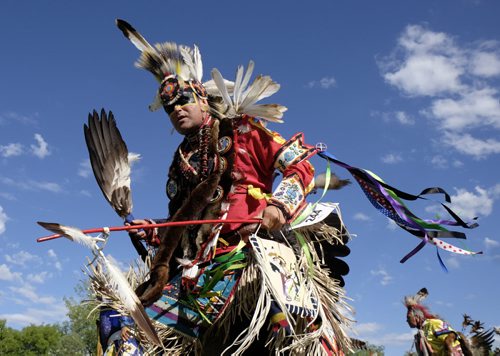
[116,19,286,122]
[403,287,437,319]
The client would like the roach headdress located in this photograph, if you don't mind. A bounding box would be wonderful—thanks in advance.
[116,19,286,123]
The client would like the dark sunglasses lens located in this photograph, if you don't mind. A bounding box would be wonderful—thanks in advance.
[164,92,196,114]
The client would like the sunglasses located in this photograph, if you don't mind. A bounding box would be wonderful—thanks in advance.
[164,91,198,114]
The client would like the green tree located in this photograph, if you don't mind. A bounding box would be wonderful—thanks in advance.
[348,342,385,355]
[0,319,22,355]
[0,279,99,355]
[53,278,99,355]
[19,324,61,355]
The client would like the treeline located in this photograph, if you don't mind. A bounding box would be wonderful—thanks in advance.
[0,293,97,356]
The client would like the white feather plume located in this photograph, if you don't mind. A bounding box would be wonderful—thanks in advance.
[103,255,162,346]
[180,45,203,82]
[210,61,286,122]
[37,222,101,252]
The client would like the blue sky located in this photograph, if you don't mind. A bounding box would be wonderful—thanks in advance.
[1,1,499,354]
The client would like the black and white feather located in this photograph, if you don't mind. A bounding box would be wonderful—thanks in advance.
[84,109,136,219]
[116,19,199,83]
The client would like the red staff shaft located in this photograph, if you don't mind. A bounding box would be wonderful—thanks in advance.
[36,219,262,243]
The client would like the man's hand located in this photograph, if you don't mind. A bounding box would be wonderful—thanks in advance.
[121,326,131,341]
[261,205,287,231]
[126,219,149,240]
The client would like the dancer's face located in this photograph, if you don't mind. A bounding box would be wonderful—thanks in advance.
[168,95,207,135]
[406,310,423,328]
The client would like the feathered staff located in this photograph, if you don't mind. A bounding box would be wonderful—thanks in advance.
[84,109,147,260]
[36,222,162,347]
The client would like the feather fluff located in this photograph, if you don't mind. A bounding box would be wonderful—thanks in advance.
[84,109,133,219]
[314,172,351,191]
[239,61,255,96]
[193,45,203,82]
[211,68,235,116]
[210,62,286,122]
[203,79,234,96]
[180,45,203,82]
[37,222,100,252]
[232,64,244,110]
[242,104,286,123]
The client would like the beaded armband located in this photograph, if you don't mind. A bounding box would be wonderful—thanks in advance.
[273,133,316,172]
[269,173,306,219]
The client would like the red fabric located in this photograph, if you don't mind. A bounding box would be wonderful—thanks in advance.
[222,116,314,232]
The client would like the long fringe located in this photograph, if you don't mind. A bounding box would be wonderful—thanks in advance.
[86,224,354,355]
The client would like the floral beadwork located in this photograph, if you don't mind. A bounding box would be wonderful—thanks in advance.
[271,174,305,216]
[274,133,316,172]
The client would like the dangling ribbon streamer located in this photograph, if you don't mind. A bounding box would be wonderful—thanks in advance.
[315,149,481,266]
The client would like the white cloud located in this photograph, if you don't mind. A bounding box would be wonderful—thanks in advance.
[385,54,464,96]
[0,192,16,201]
[370,267,393,285]
[395,111,415,125]
[365,331,415,347]
[0,143,24,157]
[54,261,62,271]
[9,284,39,300]
[0,176,63,193]
[27,271,52,284]
[386,218,398,230]
[470,51,500,77]
[381,153,403,164]
[5,251,42,268]
[442,132,500,159]
[0,264,22,281]
[353,212,372,221]
[448,186,495,220]
[78,159,92,178]
[383,25,465,97]
[372,110,415,125]
[0,303,67,328]
[426,184,498,223]
[80,190,92,197]
[484,237,499,249]
[308,76,337,89]
[47,249,63,271]
[491,183,500,198]
[381,25,500,158]
[0,206,8,234]
[444,256,460,269]
[426,88,500,132]
[0,112,38,126]
[431,155,448,169]
[30,133,50,158]
[353,322,383,334]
